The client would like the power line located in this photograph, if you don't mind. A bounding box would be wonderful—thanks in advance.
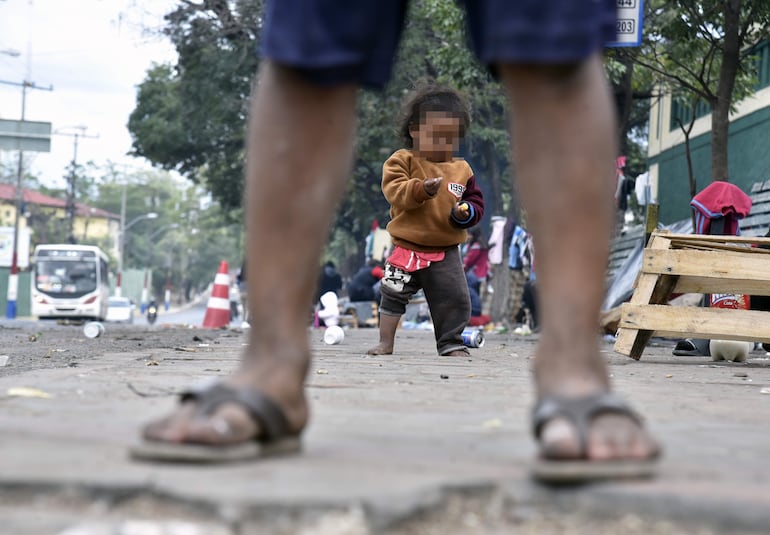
[54,126,99,244]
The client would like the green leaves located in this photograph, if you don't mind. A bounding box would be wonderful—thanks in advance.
[635,0,770,181]
[131,1,676,266]
[128,2,260,212]
[128,64,187,169]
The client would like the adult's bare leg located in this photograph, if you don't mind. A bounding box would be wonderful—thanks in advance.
[142,62,358,445]
[499,57,658,461]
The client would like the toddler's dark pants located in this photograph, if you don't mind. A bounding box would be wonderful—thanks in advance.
[380,246,470,355]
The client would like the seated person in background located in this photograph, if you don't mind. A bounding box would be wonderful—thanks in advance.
[317,291,340,327]
[463,226,490,296]
[514,277,538,331]
[467,273,491,327]
[317,261,342,302]
[347,260,384,302]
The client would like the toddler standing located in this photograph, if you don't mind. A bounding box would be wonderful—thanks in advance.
[367,84,484,357]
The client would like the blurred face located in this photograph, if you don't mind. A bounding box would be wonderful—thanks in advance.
[410,111,462,162]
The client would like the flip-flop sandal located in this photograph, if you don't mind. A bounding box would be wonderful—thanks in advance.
[531,392,659,484]
[672,338,709,356]
[130,382,301,463]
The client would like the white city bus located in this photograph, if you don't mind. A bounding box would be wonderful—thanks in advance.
[31,244,110,321]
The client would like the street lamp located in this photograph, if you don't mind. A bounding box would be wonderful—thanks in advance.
[148,222,179,242]
[139,222,179,311]
[116,211,158,297]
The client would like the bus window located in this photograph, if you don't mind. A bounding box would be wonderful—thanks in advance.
[70,263,97,293]
[35,260,96,295]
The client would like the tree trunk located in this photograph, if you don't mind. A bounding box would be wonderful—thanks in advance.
[711,97,731,183]
[487,256,510,325]
[617,55,635,156]
[677,107,698,232]
[483,140,504,216]
[684,134,697,232]
[711,0,743,182]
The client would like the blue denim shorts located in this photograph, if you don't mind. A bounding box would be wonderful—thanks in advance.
[260,0,617,88]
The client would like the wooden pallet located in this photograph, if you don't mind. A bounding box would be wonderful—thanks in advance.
[614,230,770,359]
[606,179,770,285]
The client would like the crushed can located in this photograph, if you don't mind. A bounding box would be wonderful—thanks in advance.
[461,328,484,348]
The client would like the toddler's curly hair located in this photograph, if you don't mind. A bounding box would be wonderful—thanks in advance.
[397,82,471,149]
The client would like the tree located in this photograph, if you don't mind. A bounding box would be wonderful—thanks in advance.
[128,0,263,215]
[131,0,656,276]
[605,49,656,179]
[341,0,514,270]
[0,153,42,190]
[416,0,512,218]
[95,164,243,297]
[673,101,700,231]
[23,204,70,245]
[130,0,518,271]
[636,0,770,182]
[63,160,98,243]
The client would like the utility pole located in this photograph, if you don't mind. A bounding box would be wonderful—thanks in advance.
[55,126,99,243]
[3,4,54,318]
[102,162,136,297]
[117,185,126,297]
[1,78,53,319]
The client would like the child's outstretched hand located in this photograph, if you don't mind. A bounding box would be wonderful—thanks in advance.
[423,177,443,197]
[453,202,470,220]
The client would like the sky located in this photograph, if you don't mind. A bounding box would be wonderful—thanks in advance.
[0,0,179,189]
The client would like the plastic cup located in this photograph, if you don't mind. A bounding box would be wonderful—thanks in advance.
[323,325,345,345]
[709,339,752,362]
[83,322,105,339]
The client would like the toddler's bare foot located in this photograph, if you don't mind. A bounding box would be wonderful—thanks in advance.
[367,343,393,355]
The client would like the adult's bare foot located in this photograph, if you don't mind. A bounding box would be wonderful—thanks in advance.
[530,334,659,482]
[531,390,660,483]
[538,409,659,461]
[140,366,309,449]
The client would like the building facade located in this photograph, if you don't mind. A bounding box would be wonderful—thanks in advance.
[647,42,770,224]
[0,183,119,265]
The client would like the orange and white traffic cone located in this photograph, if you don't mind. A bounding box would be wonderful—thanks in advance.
[202,260,231,328]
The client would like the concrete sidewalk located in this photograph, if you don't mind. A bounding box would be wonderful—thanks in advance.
[1,327,770,534]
